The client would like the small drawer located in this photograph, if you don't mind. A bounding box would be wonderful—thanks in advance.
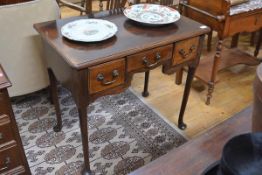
[0,115,14,145]
[0,142,23,174]
[0,89,10,115]
[127,44,173,72]
[173,37,199,65]
[0,89,6,106]
[89,59,125,94]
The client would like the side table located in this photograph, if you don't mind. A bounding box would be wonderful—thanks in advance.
[181,0,262,105]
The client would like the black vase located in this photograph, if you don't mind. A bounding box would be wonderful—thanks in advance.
[202,132,262,175]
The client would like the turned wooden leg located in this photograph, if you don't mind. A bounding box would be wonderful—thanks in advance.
[179,2,184,14]
[206,39,223,105]
[254,29,262,57]
[178,65,197,130]
[231,33,239,48]
[78,104,92,175]
[207,30,213,52]
[47,68,62,132]
[80,0,85,15]
[175,68,183,85]
[142,70,150,97]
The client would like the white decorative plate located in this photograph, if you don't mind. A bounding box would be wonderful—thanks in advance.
[124,4,180,25]
[61,19,118,42]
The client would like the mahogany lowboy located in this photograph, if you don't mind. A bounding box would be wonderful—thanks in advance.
[34,12,210,174]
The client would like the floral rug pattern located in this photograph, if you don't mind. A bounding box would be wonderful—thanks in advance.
[12,88,186,175]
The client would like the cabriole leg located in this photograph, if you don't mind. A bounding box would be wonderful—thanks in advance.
[47,68,62,132]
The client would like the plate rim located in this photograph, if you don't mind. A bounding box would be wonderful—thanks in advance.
[123,3,181,25]
[61,19,118,42]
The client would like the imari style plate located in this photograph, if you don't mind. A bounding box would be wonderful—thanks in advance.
[61,19,118,42]
[124,4,180,25]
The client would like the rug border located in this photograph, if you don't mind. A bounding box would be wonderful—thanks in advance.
[129,88,189,140]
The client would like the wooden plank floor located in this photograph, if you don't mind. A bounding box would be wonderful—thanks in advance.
[61,7,261,138]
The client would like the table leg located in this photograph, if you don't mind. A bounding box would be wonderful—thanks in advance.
[78,104,92,175]
[254,29,262,57]
[178,65,196,130]
[47,68,62,132]
[48,85,54,105]
[142,70,150,97]
[206,39,223,105]
[175,68,183,85]
[231,33,239,48]
[207,30,213,52]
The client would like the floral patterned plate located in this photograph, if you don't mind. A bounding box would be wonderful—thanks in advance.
[124,4,180,25]
[61,19,118,42]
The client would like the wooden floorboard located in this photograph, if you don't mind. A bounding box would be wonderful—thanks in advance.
[130,106,252,175]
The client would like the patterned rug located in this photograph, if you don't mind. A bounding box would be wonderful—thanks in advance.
[12,87,187,175]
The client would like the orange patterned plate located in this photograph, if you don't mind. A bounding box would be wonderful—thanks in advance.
[124,4,180,25]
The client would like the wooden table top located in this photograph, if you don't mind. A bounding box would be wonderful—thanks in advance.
[130,107,252,175]
[34,13,210,69]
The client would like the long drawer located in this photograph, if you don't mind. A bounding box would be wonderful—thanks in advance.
[127,44,173,72]
[0,141,25,174]
[0,89,11,115]
[0,115,14,146]
[227,13,262,36]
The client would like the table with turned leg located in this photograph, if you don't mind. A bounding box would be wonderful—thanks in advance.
[181,0,262,105]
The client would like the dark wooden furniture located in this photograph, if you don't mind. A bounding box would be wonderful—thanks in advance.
[0,65,31,175]
[253,63,262,132]
[56,0,89,15]
[56,0,127,15]
[34,12,210,174]
[180,0,262,105]
[0,0,32,5]
[130,106,252,175]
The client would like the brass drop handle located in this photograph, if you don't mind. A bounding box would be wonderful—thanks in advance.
[96,70,119,86]
[0,132,3,140]
[0,157,10,172]
[143,52,161,68]
[179,45,196,59]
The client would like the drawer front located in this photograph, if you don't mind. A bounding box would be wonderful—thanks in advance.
[0,143,23,174]
[228,13,262,36]
[0,115,14,145]
[89,59,125,94]
[127,44,173,72]
[255,14,262,28]
[0,89,11,116]
[173,37,199,65]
